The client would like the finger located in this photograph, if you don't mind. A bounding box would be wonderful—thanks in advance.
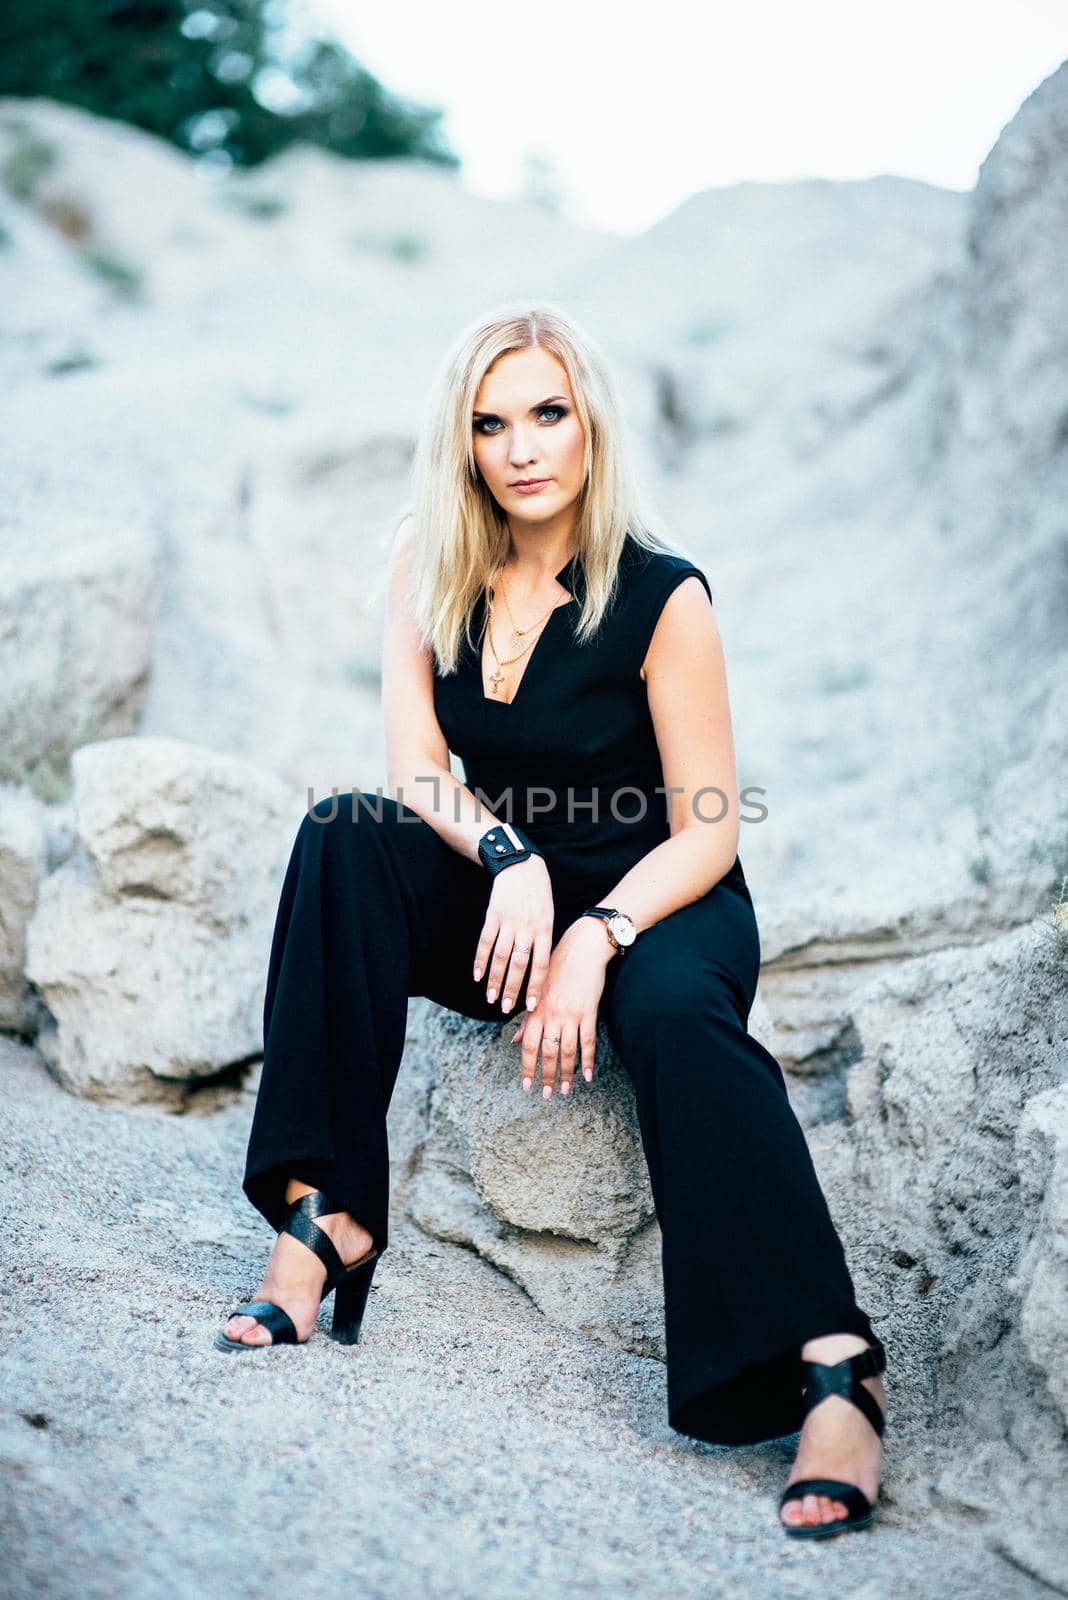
[485,923,515,1003]
[523,929,553,1010]
[519,1015,542,1092]
[472,915,501,984]
[556,1020,580,1096]
[539,1024,561,1098]
[579,1019,596,1084]
[499,933,534,1015]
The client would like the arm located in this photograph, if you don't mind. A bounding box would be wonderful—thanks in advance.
[382,523,509,862]
[568,575,740,963]
[383,523,556,1013]
[513,573,740,1093]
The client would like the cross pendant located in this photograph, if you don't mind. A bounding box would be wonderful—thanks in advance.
[489,666,505,694]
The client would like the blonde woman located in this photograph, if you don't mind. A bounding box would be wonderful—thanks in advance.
[216,304,888,1540]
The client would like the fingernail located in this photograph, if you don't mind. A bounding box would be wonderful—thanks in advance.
[526,996,537,1009]
[560,1081,570,1096]
[542,1084,552,1099]
[511,1030,521,1042]
[487,987,496,1002]
[583,1069,592,1081]
[473,967,482,981]
[522,1077,532,1092]
[501,997,512,1012]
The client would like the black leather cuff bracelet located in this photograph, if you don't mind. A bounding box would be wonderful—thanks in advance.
[478,822,542,876]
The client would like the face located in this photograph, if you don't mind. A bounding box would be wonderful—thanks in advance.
[471,346,586,528]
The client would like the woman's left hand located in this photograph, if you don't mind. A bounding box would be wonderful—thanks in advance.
[509,917,615,1097]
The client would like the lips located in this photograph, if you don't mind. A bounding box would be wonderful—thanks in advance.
[511,478,551,488]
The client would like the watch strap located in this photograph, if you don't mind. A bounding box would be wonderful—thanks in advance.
[580,905,632,953]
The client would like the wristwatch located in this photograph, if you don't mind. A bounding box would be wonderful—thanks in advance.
[581,905,637,954]
[477,821,542,877]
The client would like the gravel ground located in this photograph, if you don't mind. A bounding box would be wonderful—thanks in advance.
[0,1038,1049,1600]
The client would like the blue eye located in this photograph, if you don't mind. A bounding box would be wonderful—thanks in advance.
[474,404,568,435]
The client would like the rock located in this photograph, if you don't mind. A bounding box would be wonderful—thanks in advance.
[24,735,296,1103]
[0,523,156,802]
[0,782,47,1032]
[405,1003,664,1353]
[1014,1084,1068,1425]
[844,912,1068,1586]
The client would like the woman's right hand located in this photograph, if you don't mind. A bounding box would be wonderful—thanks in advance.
[472,854,555,1016]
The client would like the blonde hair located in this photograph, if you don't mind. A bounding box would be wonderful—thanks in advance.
[393,301,696,674]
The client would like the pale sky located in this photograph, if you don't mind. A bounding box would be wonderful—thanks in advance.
[299,0,1066,235]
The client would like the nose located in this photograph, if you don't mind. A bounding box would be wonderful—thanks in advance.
[509,423,539,468]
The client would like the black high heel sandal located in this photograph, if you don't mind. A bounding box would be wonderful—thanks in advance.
[778,1336,887,1538]
[215,1189,380,1353]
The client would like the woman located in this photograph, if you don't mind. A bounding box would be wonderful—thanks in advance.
[216,303,888,1540]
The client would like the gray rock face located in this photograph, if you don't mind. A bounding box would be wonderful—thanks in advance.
[24,736,296,1104]
[0,528,156,802]
[1,58,1067,1594]
[0,782,47,1032]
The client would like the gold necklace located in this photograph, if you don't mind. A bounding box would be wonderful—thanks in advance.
[494,562,561,650]
[484,564,561,696]
[485,617,542,696]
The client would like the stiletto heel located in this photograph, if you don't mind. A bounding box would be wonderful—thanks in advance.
[215,1189,380,1353]
[330,1251,379,1344]
[778,1337,888,1538]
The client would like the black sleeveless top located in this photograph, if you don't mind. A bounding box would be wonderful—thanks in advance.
[433,537,748,924]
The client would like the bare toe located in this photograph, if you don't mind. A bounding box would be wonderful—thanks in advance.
[225,1315,269,1344]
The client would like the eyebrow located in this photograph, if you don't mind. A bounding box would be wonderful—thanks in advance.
[472,394,569,418]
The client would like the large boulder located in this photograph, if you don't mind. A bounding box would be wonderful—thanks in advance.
[844,911,1068,1590]
[401,990,784,1358]
[24,735,297,1105]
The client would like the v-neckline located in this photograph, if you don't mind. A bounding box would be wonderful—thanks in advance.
[478,553,578,708]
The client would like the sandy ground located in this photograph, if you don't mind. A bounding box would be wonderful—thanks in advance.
[0,1038,1048,1600]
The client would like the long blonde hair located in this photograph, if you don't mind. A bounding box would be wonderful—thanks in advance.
[394,301,698,675]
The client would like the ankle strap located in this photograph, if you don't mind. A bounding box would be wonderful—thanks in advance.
[801,1338,887,1439]
[281,1190,346,1287]
[845,1337,886,1382]
[286,1189,340,1222]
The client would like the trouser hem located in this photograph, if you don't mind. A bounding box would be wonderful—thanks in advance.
[668,1303,879,1447]
[243,1153,389,1254]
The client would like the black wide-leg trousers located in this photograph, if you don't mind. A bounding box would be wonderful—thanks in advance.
[244,790,877,1446]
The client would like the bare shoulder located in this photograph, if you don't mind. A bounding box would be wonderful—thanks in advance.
[639,573,719,682]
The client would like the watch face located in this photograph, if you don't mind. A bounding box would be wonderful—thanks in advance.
[609,913,636,946]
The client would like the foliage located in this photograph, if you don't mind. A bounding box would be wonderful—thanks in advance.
[0,0,459,170]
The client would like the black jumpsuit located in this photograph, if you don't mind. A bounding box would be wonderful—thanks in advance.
[242,537,877,1446]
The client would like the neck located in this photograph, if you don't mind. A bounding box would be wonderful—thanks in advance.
[503,507,578,583]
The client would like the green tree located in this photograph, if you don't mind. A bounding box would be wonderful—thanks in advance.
[0,0,459,170]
